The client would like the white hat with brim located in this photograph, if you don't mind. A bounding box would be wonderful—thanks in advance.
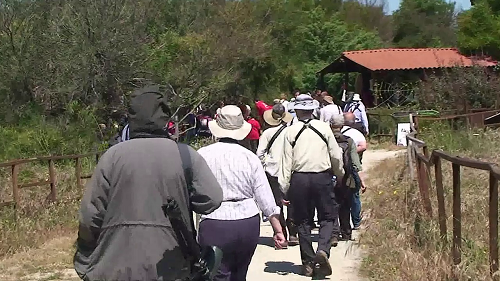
[293,94,318,110]
[353,94,362,101]
[208,105,252,140]
[263,104,293,126]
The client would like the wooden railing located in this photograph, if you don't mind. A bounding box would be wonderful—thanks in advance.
[0,152,104,209]
[407,130,500,280]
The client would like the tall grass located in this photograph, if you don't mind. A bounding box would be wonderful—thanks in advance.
[361,123,500,280]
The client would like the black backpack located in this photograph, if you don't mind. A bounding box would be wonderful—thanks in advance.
[335,134,354,188]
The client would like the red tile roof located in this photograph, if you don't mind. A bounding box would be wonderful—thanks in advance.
[341,48,497,71]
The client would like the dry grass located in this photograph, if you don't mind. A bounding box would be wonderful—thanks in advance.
[0,158,96,259]
[360,128,500,281]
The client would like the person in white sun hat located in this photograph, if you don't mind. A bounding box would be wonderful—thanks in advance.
[279,94,344,278]
[197,105,286,280]
[343,92,369,136]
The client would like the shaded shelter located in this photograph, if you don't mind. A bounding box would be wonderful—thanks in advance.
[317,48,497,108]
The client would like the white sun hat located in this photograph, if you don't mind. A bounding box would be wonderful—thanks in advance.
[208,105,251,140]
[293,94,319,110]
[352,93,362,101]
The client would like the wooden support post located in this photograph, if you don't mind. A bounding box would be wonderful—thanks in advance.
[48,159,57,202]
[435,157,447,244]
[11,164,20,208]
[489,173,499,279]
[419,157,433,217]
[452,163,461,267]
[75,157,82,190]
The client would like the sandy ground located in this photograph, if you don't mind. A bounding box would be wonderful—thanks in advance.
[0,149,403,281]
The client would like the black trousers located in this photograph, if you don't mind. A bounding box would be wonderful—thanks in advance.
[266,173,289,239]
[333,187,355,239]
[288,171,336,265]
[198,215,260,281]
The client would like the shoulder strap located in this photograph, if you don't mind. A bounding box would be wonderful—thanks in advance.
[291,120,328,148]
[159,143,200,263]
[353,102,361,113]
[265,124,287,153]
[309,125,328,145]
[341,127,351,134]
[291,119,311,148]
[177,143,193,190]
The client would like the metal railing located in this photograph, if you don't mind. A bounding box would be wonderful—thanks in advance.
[407,125,500,279]
[0,152,103,209]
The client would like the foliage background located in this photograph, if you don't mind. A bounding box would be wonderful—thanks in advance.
[0,0,498,160]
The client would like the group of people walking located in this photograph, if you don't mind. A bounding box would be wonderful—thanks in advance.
[74,84,369,281]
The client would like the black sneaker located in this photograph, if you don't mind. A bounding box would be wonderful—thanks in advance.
[314,250,332,276]
[331,236,339,247]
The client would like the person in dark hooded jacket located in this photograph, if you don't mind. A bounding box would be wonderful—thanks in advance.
[74,83,223,281]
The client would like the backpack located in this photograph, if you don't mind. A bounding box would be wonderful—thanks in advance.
[335,134,355,188]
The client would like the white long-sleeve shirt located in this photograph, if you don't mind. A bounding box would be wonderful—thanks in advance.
[278,119,344,193]
[256,125,287,177]
[198,142,280,220]
[320,104,343,123]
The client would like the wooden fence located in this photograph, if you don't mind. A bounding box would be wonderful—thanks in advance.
[0,152,103,209]
[407,128,500,279]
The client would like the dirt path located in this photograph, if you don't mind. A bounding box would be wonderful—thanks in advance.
[246,149,403,281]
[0,149,402,281]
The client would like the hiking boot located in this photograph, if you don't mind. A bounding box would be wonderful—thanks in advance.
[314,250,332,276]
[288,235,299,246]
[331,236,339,247]
[301,262,315,277]
[340,234,353,241]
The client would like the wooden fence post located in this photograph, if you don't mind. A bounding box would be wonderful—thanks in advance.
[489,173,499,279]
[452,163,462,271]
[48,159,57,201]
[75,157,82,190]
[435,157,447,244]
[11,164,20,207]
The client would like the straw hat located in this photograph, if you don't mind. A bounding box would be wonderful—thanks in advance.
[263,104,293,126]
[208,105,252,140]
[293,94,319,110]
[323,95,334,104]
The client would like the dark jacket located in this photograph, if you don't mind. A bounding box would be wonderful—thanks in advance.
[74,85,223,281]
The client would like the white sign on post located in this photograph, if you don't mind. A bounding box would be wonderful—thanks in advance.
[397,123,411,146]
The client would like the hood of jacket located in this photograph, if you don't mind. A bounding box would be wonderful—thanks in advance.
[128,84,172,139]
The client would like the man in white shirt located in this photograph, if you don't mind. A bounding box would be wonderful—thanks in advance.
[343,112,367,160]
[343,112,368,229]
[256,104,296,247]
[319,95,343,123]
[279,94,344,277]
[343,93,369,136]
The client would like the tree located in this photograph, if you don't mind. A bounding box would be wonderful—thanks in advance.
[458,0,500,59]
[392,0,457,48]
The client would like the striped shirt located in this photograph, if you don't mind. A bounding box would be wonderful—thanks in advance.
[197,141,280,221]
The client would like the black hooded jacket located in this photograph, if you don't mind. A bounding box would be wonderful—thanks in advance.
[74,84,223,281]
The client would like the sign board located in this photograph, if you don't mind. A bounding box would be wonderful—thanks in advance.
[397,123,411,146]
